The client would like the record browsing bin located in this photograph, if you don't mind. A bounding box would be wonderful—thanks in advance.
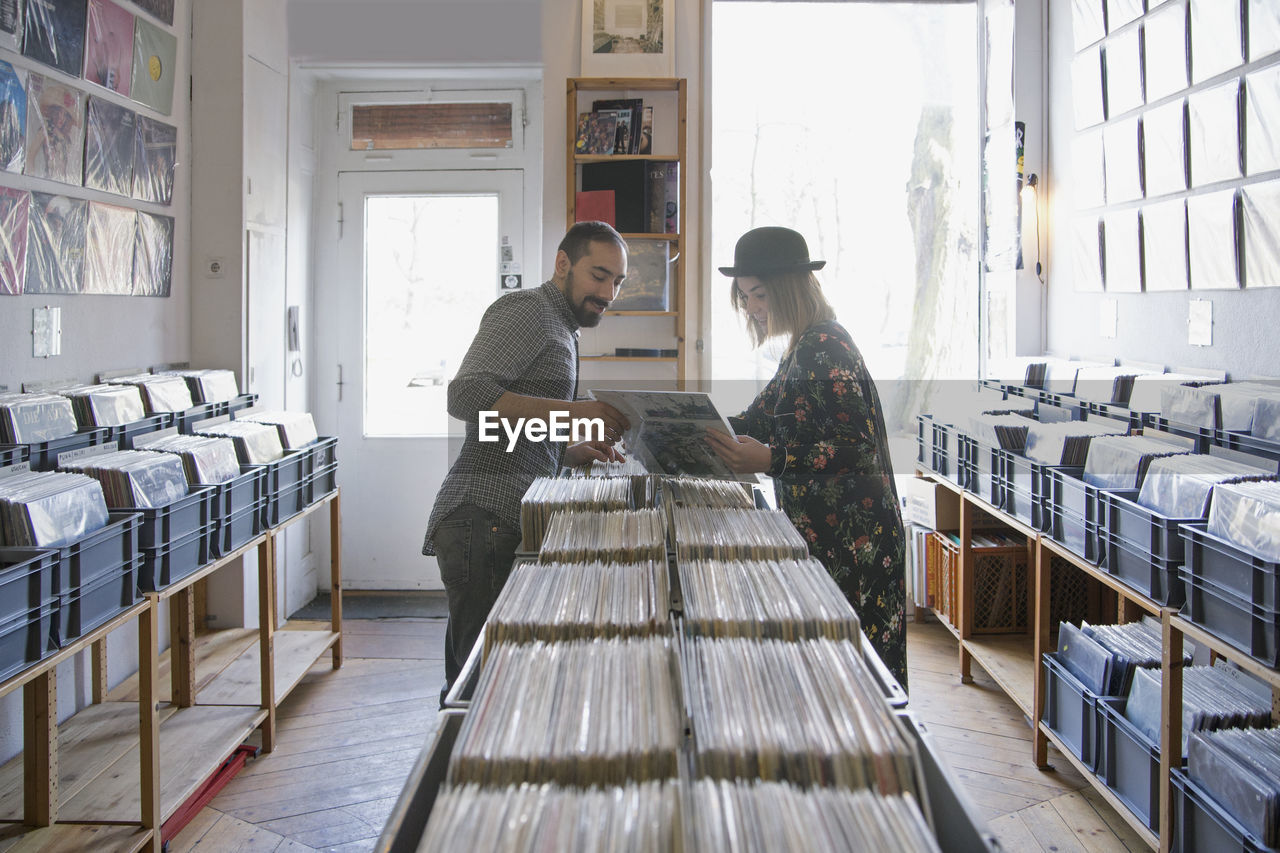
[0,549,60,682]
[1169,767,1276,853]
[1041,652,1108,771]
[3,427,112,472]
[208,466,267,557]
[1097,696,1162,833]
[110,412,173,450]
[50,512,142,645]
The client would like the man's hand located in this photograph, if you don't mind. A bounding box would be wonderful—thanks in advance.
[569,400,630,444]
[705,429,772,474]
[564,440,626,468]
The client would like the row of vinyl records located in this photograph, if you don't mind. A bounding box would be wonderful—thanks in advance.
[0,367,242,444]
[0,411,321,548]
[1054,618,1280,846]
[958,409,1280,562]
[415,478,949,851]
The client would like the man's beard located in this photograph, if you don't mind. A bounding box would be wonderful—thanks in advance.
[567,268,609,327]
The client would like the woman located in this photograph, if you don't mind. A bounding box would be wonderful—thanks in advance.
[706,226,908,689]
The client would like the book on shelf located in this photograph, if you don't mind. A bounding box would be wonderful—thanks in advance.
[581,160,647,233]
[583,160,678,235]
[575,111,616,155]
[592,97,642,153]
[574,189,615,227]
[613,241,669,312]
[638,106,653,154]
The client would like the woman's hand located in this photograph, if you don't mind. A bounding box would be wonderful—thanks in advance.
[564,440,625,468]
[705,429,772,474]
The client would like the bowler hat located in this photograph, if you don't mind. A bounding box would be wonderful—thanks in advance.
[718,226,826,277]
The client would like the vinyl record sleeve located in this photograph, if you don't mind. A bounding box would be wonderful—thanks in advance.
[84,201,134,295]
[84,95,135,196]
[0,60,26,173]
[24,191,85,294]
[130,16,175,114]
[130,0,171,26]
[22,0,87,78]
[132,209,170,296]
[0,186,28,294]
[0,0,23,52]
[132,114,174,203]
[83,0,133,96]
[24,73,83,185]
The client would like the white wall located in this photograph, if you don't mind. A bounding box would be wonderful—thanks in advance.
[1043,0,1280,375]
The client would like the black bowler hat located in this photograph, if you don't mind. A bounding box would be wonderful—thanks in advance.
[718,226,826,277]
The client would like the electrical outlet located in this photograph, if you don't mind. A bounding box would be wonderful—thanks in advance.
[205,257,226,278]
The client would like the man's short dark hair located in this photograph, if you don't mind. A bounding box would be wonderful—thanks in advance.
[558,221,627,264]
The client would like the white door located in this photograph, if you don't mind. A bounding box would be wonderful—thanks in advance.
[319,169,525,589]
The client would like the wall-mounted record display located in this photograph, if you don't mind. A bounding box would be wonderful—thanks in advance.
[22,0,86,78]
[24,71,81,185]
[0,0,23,53]
[132,113,173,203]
[0,184,27,293]
[129,15,174,114]
[84,94,134,195]
[25,190,85,293]
[130,0,170,26]
[0,59,24,172]
[84,0,133,96]
[84,200,133,294]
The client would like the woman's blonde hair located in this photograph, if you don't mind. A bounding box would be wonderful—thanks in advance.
[730,271,836,353]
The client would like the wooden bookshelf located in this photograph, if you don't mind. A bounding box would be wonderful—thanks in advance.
[567,77,688,387]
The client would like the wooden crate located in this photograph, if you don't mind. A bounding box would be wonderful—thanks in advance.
[928,532,1031,634]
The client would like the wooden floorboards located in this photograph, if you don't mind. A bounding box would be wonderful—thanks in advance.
[169,610,1144,852]
[909,620,1149,852]
[170,615,446,853]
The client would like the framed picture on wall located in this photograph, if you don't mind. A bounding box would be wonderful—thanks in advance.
[581,0,675,78]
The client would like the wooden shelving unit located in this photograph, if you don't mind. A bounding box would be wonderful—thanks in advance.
[0,489,344,851]
[918,465,1280,852]
[566,77,687,387]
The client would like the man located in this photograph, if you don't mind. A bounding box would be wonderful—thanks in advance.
[422,221,631,705]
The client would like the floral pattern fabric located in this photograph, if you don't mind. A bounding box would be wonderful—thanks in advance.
[729,320,908,689]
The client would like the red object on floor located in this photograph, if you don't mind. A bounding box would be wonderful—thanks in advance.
[161,744,260,845]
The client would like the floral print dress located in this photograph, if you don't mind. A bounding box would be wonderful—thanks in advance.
[729,320,908,689]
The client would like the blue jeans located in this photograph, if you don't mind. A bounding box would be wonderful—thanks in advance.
[432,503,521,707]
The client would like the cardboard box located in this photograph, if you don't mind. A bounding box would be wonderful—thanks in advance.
[906,478,961,531]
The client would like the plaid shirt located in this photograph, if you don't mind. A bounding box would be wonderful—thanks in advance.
[422,280,580,554]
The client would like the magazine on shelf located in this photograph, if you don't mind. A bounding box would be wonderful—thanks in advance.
[587,389,750,482]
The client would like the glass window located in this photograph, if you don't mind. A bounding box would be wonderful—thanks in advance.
[351,102,514,151]
[711,1,980,431]
[364,194,499,436]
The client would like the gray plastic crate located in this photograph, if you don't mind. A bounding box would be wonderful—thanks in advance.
[1170,767,1276,853]
[126,486,216,551]
[1178,567,1280,668]
[0,548,59,626]
[1042,653,1104,771]
[138,522,215,592]
[58,558,141,645]
[1098,697,1161,832]
[0,600,56,683]
[57,512,141,591]
[1181,522,1280,611]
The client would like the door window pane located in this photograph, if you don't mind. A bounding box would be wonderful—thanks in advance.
[351,103,514,150]
[365,194,498,436]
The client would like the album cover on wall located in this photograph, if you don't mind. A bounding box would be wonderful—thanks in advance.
[84,95,135,196]
[0,0,24,53]
[133,210,171,296]
[84,0,134,96]
[84,201,134,295]
[133,114,174,204]
[0,60,26,173]
[25,191,86,294]
[24,72,83,185]
[131,0,170,26]
[130,16,175,114]
[22,0,88,78]
[0,186,29,294]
